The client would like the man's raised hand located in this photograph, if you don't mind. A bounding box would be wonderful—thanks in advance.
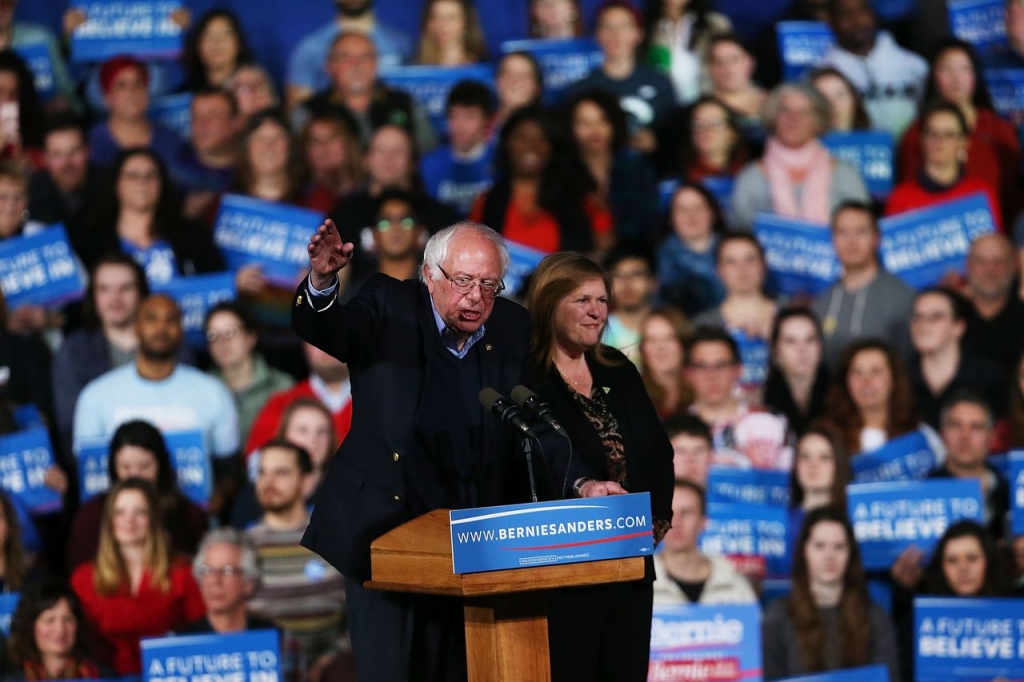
[308,219,355,290]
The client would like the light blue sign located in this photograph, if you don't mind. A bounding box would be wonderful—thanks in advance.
[75,441,109,504]
[149,92,192,142]
[499,38,603,101]
[777,663,888,682]
[1011,451,1024,535]
[142,629,280,682]
[879,192,996,289]
[850,429,938,483]
[848,479,983,570]
[70,0,184,63]
[13,43,56,101]
[776,22,834,81]
[949,0,1007,51]
[649,603,763,682]
[502,239,547,297]
[449,492,653,574]
[0,225,85,309]
[706,467,790,507]
[164,431,211,508]
[700,502,789,577]
[915,598,1024,681]
[378,64,495,135]
[213,194,322,287]
[822,130,894,199]
[753,213,837,298]
[0,593,18,636]
[984,69,1024,122]
[0,428,62,514]
[154,272,236,347]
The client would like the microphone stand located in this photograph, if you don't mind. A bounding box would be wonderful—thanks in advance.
[520,433,539,503]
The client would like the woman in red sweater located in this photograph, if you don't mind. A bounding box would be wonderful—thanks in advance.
[887,101,1002,230]
[898,38,1020,218]
[70,479,205,675]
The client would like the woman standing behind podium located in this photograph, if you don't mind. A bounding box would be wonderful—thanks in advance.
[524,252,673,682]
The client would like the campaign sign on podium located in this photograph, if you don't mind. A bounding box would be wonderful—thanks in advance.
[142,629,280,682]
[450,492,652,574]
[914,598,1024,682]
[776,664,888,682]
[648,603,763,682]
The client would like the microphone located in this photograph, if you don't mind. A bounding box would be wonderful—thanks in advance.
[511,385,567,437]
[478,388,534,437]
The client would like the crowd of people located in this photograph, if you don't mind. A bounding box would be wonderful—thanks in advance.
[0,0,1023,679]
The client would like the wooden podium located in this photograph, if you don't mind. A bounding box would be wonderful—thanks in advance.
[365,509,645,681]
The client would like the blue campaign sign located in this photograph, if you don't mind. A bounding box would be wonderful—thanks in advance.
[648,603,763,682]
[753,213,837,298]
[0,593,18,635]
[449,492,653,574]
[75,441,110,504]
[13,43,56,101]
[148,92,192,142]
[700,502,789,577]
[70,0,184,63]
[154,272,236,347]
[879,192,996,289]
[12,405,44,431]
[847,479,983,570]
[984,69,1024,122]
[731,328,769,391]
[502,239,548,297]
[706,467,791,507]
[0,225,85,309]
[378,64,495,135]
[777,663,888,682]
[213,194,322,287]
[1011,451,1024,535]
[949,0,1007,51]
[142,628,280,682]
[915,598,1024,682]
[873,0,916,20]
[164,431,210,508]
[661,177,737,217]
[776,22,834,81]
[500,38,603,101]
[0,428,62,515]
[822,130,894,199]
[850,428,938,483]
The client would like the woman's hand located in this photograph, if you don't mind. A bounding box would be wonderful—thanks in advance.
[44,466,68,496]
[170,7,192,28]
[890,546,925,590]
[235,265,266,296]
[307,219,354,290]
[578,480,628,497]
[63,8,87,36]
[6,306,48,334]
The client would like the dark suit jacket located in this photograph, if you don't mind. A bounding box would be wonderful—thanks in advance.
[524,349,674,579]
[292,273,531,580]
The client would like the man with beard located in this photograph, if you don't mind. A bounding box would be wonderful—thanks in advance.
[286,0,413,110]
[246,441,346,680]
[73,294,240,517]
[961,233,1024,371]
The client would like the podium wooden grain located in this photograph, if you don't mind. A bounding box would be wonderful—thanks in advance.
[366,509,645,681]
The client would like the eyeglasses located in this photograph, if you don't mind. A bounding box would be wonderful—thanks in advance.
[206,326,241,343]
[438,266,505,299]
[196,564,246,578]
[376,217,416,232]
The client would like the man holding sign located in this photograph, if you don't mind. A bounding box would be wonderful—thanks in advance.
[294,218,530,682]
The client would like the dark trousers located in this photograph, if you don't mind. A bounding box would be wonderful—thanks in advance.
[345,577,467,682]
[547,580,654,682]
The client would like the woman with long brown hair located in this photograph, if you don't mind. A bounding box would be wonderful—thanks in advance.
[70,479,204,675]
[639,306,693,419]
[414,0,488,65]
[763,506,899,680]
[820,339,932,457]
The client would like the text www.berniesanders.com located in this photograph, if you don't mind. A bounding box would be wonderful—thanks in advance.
[455,515,648,544]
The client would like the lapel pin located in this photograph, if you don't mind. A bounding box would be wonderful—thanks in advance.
[485,343,492,351]
[296,295,303,306]
[603,387,611,394]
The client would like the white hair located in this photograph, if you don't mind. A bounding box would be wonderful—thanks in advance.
[193,527,261,581]
[420,221,511,284]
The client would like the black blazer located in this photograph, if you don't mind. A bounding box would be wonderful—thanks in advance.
[292,273,531,580]
[524,349,674,565]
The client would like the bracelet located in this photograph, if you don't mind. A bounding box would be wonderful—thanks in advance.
[572,477,593,498]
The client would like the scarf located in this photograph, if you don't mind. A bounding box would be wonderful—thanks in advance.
[762,137,834,224]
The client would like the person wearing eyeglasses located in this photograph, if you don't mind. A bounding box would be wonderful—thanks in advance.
[179,528,274,634]
[294,218,530,682]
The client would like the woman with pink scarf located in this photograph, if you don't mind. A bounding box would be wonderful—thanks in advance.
[730,83,869,230]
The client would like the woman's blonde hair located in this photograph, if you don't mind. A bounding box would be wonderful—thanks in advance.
[94,478,170,595]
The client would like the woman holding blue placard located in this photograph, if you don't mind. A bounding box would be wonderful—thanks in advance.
[762,505,901,681]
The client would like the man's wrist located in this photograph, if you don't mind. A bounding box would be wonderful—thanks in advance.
[572,477,593,498]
